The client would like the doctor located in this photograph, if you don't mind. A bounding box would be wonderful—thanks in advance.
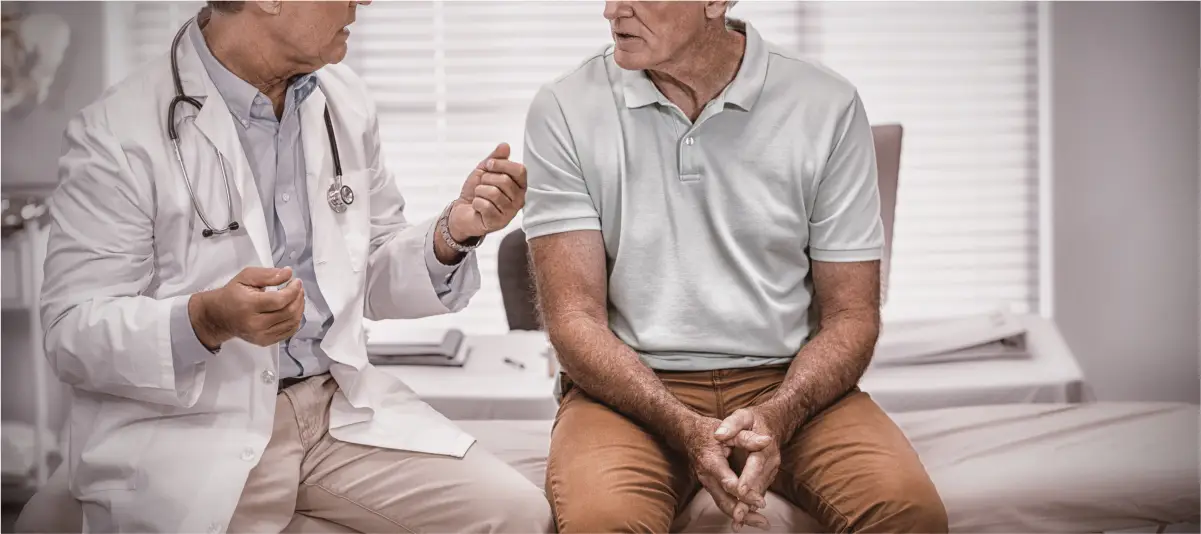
[35,1,551,533]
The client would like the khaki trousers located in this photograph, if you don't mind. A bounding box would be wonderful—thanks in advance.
[227,374,553,533]
[546,366,948,533]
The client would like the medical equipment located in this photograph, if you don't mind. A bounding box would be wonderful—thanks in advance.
[166,20,353,238]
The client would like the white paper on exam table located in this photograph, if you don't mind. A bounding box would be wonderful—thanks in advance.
[871,310,1029,366]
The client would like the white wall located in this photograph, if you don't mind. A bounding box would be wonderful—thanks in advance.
[1,1,108,429]
[1050,1,1201,403]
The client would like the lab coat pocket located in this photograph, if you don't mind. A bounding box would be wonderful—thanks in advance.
[74,414,160,494]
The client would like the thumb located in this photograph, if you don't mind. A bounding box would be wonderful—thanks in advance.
[236,266,293,288]
[477,143,511,171]
[715,409,755,442]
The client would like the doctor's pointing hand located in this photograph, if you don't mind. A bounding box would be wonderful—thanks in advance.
[34,2,550,533]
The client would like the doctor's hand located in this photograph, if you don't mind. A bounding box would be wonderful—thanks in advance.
[447,142,527,241]
[682,415,773,531]
[189,267,306,350]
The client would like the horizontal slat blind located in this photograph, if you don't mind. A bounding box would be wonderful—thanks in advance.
[112,0,1039,337]
[798,1,1041,320]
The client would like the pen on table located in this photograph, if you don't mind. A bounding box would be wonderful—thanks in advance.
[503,357,526,370]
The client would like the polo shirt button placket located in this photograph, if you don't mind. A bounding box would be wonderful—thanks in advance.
[679,132,702,182]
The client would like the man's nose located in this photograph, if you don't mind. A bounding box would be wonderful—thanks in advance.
[603,1,631,21]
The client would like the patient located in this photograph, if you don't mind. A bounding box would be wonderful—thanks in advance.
[521,1,948,532]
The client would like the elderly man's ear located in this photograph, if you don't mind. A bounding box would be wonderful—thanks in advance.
[250,1,283,16]
[705,0,736,20]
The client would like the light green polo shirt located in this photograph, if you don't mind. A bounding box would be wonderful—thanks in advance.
[522,22,884,371]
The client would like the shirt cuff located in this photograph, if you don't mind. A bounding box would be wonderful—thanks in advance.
[170,297,216,370]
[425,219,466,299]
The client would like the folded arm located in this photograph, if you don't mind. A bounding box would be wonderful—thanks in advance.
[41,109,205,407]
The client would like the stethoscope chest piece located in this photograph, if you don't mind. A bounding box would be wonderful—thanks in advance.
[328,182,354,213]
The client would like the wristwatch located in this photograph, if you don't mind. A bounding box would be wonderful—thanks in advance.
[437,201,484,253]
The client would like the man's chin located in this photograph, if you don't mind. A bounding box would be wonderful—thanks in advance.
[321,42,350,64]
[613,50,652,71]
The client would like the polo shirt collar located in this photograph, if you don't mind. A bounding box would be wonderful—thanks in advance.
[720,21,768,111]
[619,21,769,112]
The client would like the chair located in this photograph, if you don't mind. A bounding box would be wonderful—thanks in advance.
[498,228,540,331]
[497,124,904,329]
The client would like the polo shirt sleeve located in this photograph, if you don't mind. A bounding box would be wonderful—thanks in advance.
[521,86,602,239]
[808,92,886,262]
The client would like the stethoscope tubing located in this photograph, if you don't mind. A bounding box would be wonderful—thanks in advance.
[167,18,350,238]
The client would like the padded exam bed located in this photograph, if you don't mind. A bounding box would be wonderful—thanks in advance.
[15,401,1200,533]
[467,401,1199,533]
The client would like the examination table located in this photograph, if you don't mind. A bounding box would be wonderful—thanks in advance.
[15,401,1199,533]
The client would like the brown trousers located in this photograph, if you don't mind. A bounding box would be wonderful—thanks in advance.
[546,366,948,533]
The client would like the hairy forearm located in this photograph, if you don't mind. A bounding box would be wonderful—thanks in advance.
[759,308,879,437]
[549,312,700,449]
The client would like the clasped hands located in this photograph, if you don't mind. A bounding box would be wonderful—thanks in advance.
[681,405,791,532]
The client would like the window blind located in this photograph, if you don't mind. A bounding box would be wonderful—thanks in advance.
[110,0,1040,335]
[795,1,1042,320]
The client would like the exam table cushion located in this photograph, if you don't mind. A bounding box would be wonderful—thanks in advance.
[16,402,1200,533]
[471,401,1200,533]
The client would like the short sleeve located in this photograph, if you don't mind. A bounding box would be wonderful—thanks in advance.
[808,92,885,262]
[521,86,601,239]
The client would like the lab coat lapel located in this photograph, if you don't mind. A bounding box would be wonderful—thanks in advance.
[299,88,354,314]
[176,26,273,269]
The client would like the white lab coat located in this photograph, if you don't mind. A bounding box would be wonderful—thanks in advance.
[39,23,481,534]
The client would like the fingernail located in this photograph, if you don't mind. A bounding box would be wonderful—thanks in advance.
[715,426,728,436]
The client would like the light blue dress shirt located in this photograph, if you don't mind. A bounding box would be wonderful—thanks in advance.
[171,22,464,377]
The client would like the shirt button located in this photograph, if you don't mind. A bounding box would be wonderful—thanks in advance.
[282,193,291,202]
[684,136,695,146]
[240,447,256,461]
[261,369,276,384]
[240,119,249,127]
[289,251,298,259]
[208,522,222,533]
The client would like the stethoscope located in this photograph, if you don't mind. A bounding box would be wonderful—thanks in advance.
[167,20,354,238]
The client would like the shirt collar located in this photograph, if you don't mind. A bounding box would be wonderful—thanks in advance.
[620,20,769,112]
[187,20,320,123]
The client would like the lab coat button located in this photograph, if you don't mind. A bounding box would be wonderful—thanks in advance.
[261,369,276,384]
[208,523,221,533]
[240,447,256,461]
[684,137,695,146]
[282,193,291,202]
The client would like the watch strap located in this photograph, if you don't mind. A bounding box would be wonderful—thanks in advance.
[438,202,484,253]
